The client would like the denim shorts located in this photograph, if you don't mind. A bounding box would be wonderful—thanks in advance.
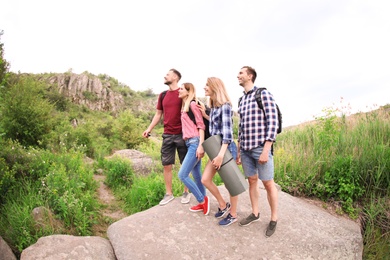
[240,146,274,181]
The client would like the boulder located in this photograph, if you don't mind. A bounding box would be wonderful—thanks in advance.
[0,236,17,260]
[107,184,363,259]
[107,149,155,176]
[20,235,115,260]
[32,206,63,231]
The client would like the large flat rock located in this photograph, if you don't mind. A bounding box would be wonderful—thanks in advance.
[21,235,115,260]
[108,184,363,259]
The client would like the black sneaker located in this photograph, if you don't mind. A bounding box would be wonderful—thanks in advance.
[214,202,231,218]
[265,220,277,237]
[239,213,260,227]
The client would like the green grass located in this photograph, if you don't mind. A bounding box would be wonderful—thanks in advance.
[0,146,99,256]
[274,105,390,259]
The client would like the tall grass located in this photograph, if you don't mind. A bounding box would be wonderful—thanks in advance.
[0,181,61,255]
[274,104,390,259]
[0,143,100,256]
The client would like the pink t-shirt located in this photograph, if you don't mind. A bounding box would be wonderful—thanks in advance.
[181,101,205,140]
[157,89,182,135]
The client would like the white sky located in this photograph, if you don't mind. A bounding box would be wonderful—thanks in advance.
[1,0,389,127]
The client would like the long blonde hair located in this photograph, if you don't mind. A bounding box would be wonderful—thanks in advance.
[182,82,197,112]
[206,77,232,108]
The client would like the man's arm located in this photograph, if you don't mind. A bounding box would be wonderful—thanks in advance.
[143,109,163,138]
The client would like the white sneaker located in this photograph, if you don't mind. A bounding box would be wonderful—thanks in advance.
[181,192,191,204]
[159,194,174,206]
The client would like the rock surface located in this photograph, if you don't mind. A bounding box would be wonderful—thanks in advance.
[107,149,155,176]
[108,184,363,260]
[20,235,115,260]
[0,236,17,260]
[20,184,363,260]
[47,73,124,112]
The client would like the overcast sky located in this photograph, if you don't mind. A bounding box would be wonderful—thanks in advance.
[1,0,389,127]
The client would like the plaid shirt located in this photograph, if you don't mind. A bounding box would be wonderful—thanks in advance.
[209,103,234,144]
[238,86,278,151]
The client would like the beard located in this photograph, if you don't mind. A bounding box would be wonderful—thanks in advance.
[164,80,172,85]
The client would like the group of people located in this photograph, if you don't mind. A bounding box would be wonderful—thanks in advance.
[142,66,279,237]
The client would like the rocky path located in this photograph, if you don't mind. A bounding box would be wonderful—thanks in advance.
[92,174,127,237]
[89,149,154,237]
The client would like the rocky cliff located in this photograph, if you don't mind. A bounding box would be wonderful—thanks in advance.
[47,73,125,112]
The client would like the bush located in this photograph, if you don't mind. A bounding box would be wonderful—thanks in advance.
[0,158,16,204]
[0,77,55,147]
[113,110,148,149]
[103,157,135,189]
[39,151,98,235]
[123,173,166,214]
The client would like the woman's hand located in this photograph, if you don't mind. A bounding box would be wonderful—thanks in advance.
[212,154,223,170]
[196,145,205,159]
[197,103,207,118]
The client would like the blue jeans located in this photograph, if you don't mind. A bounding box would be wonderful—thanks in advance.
[178,137,206,203]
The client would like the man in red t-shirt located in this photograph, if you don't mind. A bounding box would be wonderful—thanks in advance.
[143,69,190,205]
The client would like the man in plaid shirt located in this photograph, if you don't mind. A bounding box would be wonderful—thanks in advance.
[236,66,279,237]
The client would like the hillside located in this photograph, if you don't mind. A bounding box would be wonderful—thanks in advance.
[9,71,158,114]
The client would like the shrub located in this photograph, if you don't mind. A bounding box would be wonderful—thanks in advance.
[39,152,98,235]
[0,158,16,204]
[103,157,135,189]
[113,110,148,149]
[0,77,55,147]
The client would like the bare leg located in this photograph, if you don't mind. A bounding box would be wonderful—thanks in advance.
[201,160,227,209]
[163,165,173,195]
[248,175,259,215]
[229,195,238,218]
[262,179,278,221]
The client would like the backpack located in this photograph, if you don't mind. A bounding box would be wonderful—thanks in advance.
[159,90,168,110]
[160,91,211,139]
[187,100,211,140]
[238,87,282,134]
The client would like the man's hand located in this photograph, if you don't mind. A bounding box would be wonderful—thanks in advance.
[142,130,151,138]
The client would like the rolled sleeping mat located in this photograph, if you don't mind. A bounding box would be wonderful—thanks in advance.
[202,135,248,196]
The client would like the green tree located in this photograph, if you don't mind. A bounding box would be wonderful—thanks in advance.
[0,30,10,87]
[1,77,55,147]
[113,110,147,149]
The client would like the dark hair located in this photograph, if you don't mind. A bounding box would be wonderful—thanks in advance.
[242,66,257,83]
[170,68,182,81]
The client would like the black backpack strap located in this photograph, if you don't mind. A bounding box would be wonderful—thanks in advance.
[254,87,267,111]
[159,90,168,110]
[187,100,197,126]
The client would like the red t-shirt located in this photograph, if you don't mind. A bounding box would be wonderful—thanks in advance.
[157,89,182,134]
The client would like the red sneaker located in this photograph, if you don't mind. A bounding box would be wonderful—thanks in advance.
[203,196,210,215]
[189,203,203,212]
